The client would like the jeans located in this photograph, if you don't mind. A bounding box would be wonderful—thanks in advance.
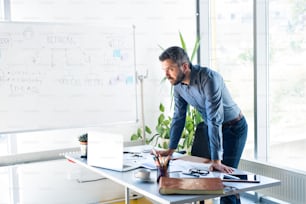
[191,117,248,204]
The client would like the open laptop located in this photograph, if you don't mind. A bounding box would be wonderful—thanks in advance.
[87,131,145,172]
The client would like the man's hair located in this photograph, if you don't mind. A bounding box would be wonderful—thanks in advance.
[159,46,191,66]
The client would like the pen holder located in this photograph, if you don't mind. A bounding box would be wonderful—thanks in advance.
[153,154,171,183]
[157,166,169,183]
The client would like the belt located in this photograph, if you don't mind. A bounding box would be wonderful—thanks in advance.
[223,112,243,127]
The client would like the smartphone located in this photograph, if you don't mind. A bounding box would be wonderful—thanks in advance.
[222,174,260,183]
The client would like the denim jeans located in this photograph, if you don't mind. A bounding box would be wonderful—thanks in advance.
[191,117,248,204]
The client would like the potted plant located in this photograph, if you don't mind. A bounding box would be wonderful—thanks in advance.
[148,103,172,149]
[78,133,88,158]
[130,103,171,148]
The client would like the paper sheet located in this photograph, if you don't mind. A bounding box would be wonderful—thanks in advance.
[169,159,217,178]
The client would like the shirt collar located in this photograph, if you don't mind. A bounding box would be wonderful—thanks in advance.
[188,64,198,86]
[179,64,198,86]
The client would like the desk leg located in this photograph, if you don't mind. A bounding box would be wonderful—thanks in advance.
[125,187,130,204]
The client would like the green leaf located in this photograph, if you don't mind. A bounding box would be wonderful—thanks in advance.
[162,140,169,149]
[159,103,165,112]
[145,126,152,134]
[179,31,187,51]
[164,119,170,126]
[158,44,165,51]
[161,131,167,139]
[137,128,142,136]
[130,134,139,141]
[158,114,165,124]
[161,76,167,83]
[190,35,201,62]
[185,123,193,132]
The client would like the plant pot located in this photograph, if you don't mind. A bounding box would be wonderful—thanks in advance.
[80,141,88,158]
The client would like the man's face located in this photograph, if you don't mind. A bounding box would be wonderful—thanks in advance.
[161,59,185,85]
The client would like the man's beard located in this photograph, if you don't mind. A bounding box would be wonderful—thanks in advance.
[169,72,185,85]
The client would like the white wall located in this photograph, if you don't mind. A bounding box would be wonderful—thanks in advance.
[0,0,197,155]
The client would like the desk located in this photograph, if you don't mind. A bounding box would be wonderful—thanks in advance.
[65,147,280,204]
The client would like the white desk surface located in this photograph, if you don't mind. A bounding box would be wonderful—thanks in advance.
[65,147,280,204]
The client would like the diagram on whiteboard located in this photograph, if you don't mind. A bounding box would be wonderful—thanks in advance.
[0,22,137,133]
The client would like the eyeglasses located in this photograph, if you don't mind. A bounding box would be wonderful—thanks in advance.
[182,168,209,177]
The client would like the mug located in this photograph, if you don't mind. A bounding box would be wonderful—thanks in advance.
[134,169,151,181]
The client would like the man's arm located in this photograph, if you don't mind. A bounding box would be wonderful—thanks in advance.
[204,73,235,173]
[168,92,188,150]
[204,74,224,161]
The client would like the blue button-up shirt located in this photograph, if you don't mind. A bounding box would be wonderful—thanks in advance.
[169,65,241,160]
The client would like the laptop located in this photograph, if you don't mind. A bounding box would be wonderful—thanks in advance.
[87,131,145,172]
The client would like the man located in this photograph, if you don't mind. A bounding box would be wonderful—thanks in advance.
[157,46,248,204]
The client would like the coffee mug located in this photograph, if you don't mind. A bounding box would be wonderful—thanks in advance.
[134,169,151,181]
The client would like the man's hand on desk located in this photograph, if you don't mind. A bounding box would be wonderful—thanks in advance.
[153,148,175,156]
[209,160,234,173]
[154,149,234,173]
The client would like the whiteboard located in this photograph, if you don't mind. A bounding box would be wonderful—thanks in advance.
[0,22,137,133]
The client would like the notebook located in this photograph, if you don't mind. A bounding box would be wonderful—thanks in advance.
[87,131,152,172]
[159,177,224,195]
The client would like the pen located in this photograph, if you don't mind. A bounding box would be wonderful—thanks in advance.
[153,156,161,167]
[123,151,141,154]
[152,148,158,157]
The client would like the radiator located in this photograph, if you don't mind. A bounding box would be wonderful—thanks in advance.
[239,159,306,204]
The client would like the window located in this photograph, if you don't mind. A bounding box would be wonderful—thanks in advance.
[209,0,254,159]
[203,0,306,172]
[268,0,306,170]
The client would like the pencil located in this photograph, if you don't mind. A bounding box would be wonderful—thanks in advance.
[153,156,161,167]
[152,148,158,157]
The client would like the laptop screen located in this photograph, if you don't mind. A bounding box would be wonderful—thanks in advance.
[87,131,126,170]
